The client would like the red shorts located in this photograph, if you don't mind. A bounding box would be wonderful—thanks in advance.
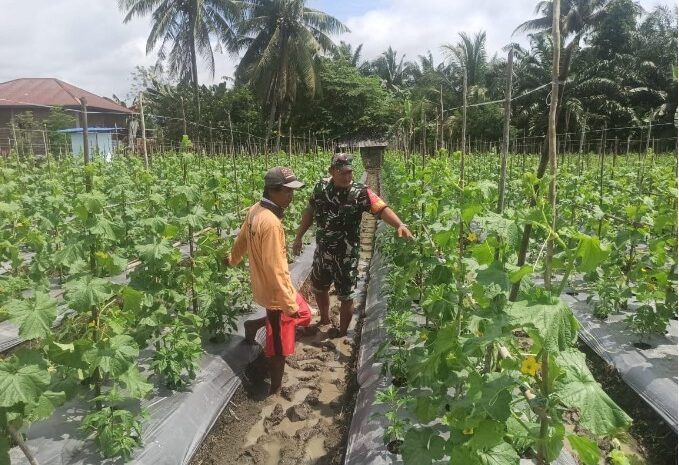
[264,293,312,357]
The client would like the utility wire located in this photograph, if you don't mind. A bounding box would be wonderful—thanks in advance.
[446,82,552,112]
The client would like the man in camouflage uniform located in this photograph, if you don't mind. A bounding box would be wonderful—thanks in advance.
[293,153,413,338]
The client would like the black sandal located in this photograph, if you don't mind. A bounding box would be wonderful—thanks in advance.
[326,327,346,339]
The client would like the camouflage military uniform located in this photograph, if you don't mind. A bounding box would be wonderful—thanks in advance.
[308,178,387,300]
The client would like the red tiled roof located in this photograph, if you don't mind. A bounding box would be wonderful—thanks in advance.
[0,78,133,113]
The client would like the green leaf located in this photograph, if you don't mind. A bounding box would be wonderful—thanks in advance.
[567,434,600,465]
[479,372,516,421]
[95,251,127,275]
[414,395,441,423]
[430,264,454,285]
[462,204,483,223]
[118,366,153,398]
[556,350,632,435]
[64,276,113,313]
[80,191,106,214]
[135,238,177,263]
[0,201,21,215]
[468,420,504,450]
[54,241,84,267]
[0,350,50,407]
[505,298,579,353]
[477,441,520,465]
[89,217,118,241]
[26,390,66,421]
[46,339,89,371]
[74,192,106,220]
[608,450,631,465]
[121,286,144,313]
[471,242,494,265]
[476,262,509,291]
[5,291,57,340]
[508,265,533,284]
[84,335,139,377]
[402,427,446,465]
[542,423,565,462]
[576,234,610,272]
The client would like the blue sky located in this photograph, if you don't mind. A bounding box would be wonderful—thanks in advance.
[1,0,675,102]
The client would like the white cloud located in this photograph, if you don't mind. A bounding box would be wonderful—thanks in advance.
[340,0,539,65]
[0,0,673,104]
[0,0,237,104]
[340,0,676,65]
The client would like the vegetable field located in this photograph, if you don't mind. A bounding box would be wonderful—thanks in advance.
[358,149,677,465]
[0,149,344,463]
[1,0,677,462]
[1,144,676,465]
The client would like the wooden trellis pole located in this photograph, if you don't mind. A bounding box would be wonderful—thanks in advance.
[139,92,149,169]
[498,47,513,215]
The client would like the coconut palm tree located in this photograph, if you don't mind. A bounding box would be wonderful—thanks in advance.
[333,41,363,67]
[236,0,347,150]
[118,0,243,118]
[393,99,415,154]
[514,0,614,117]
[441,31,488,87]
[363,46,416,93]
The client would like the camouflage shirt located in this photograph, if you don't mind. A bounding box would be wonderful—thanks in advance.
[308,178,387,254]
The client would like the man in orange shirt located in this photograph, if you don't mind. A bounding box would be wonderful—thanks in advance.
[227,166,304,395]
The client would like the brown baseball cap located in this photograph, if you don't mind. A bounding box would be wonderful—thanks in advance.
[331,153,353,172]
[264,166,304,189]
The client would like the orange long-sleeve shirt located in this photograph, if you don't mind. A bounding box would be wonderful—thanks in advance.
[229,201,298,316]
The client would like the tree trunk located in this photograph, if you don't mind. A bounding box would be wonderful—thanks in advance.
[538,3,561,463]
[276,114,282,153]
[227,110,234,154]
[510,139,550,301]
[455,70,468,338]
[139,92,149,169]
[544,0,561,292]
[189,18,201,120]
[462,71,467,158]
[440,85,445,150]
[264,98,277,156]
[9,425,40,465]
[579,117,586,154]
[180,97,188,136]
[421,103,427,161]
[498,48,513,215]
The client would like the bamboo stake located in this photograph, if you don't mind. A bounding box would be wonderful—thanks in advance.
[497,48,513,215]
[539,2,560,462]
[139,92,149,169]
[543,0,560,292]
[455,69,468,338]
[9,425,40,465]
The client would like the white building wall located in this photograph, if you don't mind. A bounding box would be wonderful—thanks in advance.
[70,132,113,161]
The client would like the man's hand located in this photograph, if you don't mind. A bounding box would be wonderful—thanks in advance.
[292,238,303,256]
[397,223,414,239]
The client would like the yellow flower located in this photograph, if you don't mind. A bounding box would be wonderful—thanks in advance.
[520,356,540,377]
[466,232,478,242]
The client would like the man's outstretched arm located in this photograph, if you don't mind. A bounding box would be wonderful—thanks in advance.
[292,206,314,255]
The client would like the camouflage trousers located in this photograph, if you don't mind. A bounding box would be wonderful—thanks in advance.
[310,245,360,301]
